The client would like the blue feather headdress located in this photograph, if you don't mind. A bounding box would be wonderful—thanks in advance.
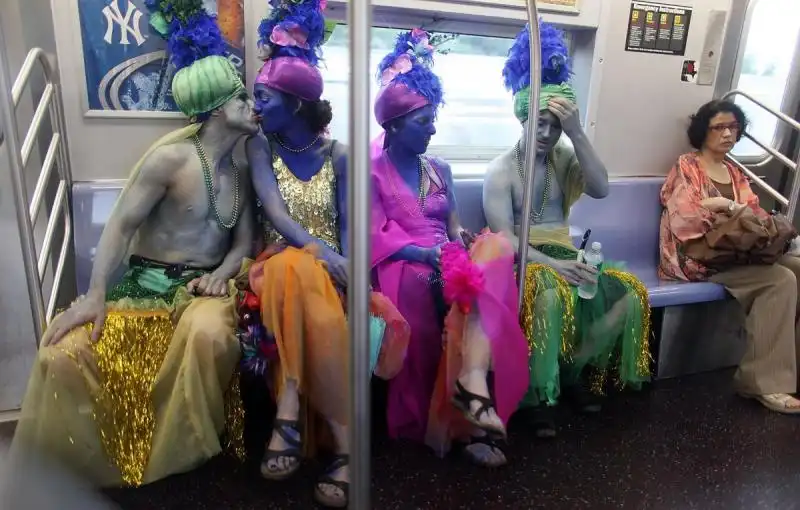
[257,0,328,65]
[502,20,575,123]
[503,20,572,94]
[375,28,445,118]
[145,0,227,71]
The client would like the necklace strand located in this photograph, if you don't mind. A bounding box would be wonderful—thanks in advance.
[514,142,553,223]
[389,155,430,218]
[275,134,321,153]
[191,135,241,230]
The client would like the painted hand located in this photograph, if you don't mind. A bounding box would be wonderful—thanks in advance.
[551,259,598,286]
[460,230,478,250]
[548,97,582,136]
[41,291,107,347]
[426,245,443,271]
[323,251,349,288]
[187,273,229,297]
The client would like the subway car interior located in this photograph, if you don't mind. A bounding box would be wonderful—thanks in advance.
[2,0,800,508]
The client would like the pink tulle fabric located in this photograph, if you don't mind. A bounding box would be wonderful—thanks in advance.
[441,242,485,314]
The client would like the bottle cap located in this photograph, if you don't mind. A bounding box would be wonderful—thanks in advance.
[591,241,602,251]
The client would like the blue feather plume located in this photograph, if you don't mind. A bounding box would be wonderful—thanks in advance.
[503,20,572,94]
[145,1,227,71]
[376,30,444,111]
[258,0,326,65]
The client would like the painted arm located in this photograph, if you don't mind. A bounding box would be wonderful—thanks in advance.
[88,145,175,299]
[246,134,338,257]
[209,152,256,281]
[433,157,467,242]
[482,160,552,265]
[549,97,608,199]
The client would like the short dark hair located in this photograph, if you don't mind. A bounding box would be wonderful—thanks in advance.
[297,98,333,134]
[687,99,748,150]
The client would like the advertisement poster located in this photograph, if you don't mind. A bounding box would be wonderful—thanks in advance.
[77,0,245,115]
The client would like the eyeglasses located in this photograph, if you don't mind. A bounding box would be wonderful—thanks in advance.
[709,122,741,133]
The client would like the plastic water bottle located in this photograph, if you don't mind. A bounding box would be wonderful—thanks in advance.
[578,242,603,300]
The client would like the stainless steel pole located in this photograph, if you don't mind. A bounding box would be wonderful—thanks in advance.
[0,19,47,343]
[347,0,372,507]
[516,1,543,309]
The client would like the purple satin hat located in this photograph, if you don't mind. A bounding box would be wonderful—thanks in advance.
[255,56,323,102]
[374,82,429,126]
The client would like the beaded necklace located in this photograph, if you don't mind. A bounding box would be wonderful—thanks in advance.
[191,135,241,230]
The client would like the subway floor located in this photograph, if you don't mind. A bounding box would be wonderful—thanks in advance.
[100,368,800,510]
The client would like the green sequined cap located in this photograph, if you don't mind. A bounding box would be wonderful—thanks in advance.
[172,55,246,119]
[513,82,577,124]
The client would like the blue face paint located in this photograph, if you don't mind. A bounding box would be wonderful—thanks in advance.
[253,84,296,134]
[387,105,437,156]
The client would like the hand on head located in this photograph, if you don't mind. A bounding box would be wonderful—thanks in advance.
[547,97,581,136]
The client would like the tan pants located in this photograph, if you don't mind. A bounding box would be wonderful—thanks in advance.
[710,255,800,395]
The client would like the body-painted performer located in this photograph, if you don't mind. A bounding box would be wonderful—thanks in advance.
[483,22,651,437]
[370,29,529,467]
[242,1,408,506]
[11,2,258,487]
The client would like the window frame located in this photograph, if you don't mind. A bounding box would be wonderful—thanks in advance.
[727,0,800,166]
[320,18,579,177]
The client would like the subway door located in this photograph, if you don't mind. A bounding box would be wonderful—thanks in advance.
[716,0,800,216]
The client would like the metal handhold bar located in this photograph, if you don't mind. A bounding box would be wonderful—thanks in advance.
[720,89,800,217]
[516,0,542,309]
[347,0,372,508]
[29,133,60,224]
[37,180,67,278]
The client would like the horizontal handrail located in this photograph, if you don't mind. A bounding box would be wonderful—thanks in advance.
[38,180,67,278]
[20,83,53,166]
[721,89,800,217]
[721,89,800,131]
[11,48,55,106]
[47,213,72,323]
[741,132,796,172]
[726,155,789,207]
[29,133,60,224]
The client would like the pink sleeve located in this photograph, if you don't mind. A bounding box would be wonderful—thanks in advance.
[660,155,714,243]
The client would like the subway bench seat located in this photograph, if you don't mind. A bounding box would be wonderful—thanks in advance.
[73,179,746,379]
[454,176,744,379]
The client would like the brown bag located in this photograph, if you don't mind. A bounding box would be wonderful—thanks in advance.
[683,207,797,268]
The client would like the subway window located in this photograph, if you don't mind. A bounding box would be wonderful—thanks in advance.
[322,25,570,176]
[731,0,800,158]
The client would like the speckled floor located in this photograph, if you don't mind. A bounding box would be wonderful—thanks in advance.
[100,369,800,510]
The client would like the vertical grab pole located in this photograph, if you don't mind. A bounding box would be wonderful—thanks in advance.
[517,1,543,309]
[347,0,372,507]
[0,18,47,342]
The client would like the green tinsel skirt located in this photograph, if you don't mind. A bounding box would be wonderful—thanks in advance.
[519,244,651,407]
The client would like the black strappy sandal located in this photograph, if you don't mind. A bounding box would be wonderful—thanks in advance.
[452,380,506,438]
[464,435,508,468]
[260,418,302,481]
[314,454,349,508]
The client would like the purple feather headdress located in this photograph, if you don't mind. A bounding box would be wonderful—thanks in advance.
[144,0,227,71]
[374,28,445,125]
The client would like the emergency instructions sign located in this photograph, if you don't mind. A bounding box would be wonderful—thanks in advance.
[625,2,693,56]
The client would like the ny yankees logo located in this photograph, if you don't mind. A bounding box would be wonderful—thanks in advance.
[102,0,146,46]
